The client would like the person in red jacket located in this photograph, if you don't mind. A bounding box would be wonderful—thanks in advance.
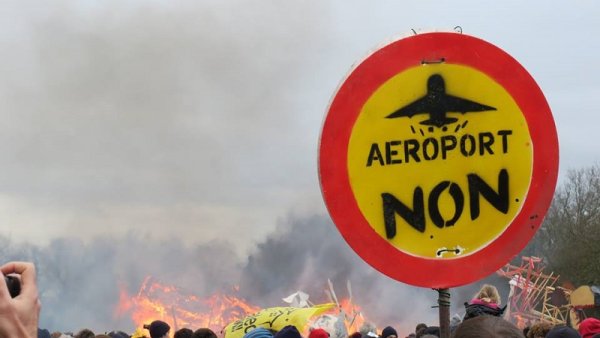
[579,317,600,338]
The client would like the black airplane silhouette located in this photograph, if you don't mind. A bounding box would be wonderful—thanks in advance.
[386,74,497,127]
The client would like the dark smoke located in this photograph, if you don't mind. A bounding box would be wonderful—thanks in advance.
[240,214,441,330]
[239,214,510,332]
[2,232,242,332]
[2,213,507,335]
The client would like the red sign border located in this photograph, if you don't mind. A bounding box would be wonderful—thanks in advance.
[319,32,559,288]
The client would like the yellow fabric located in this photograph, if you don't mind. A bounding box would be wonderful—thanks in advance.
[224,303,336,338]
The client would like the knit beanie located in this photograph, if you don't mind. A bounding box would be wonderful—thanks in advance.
[580,318,600,338]
[546,326,581,338]
[381,327,397,338]
[274,326,302,338]
[243,327,274,338]
[146,320,171,338]
[309,328,329,338]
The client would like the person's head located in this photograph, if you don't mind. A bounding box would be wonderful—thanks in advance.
[243,327,274,338]
[415,324,427,334]
[193,328,218,338]
[580,318,600,338]
[37,329,51,338]
[75,329,96,338]
[274,325,302,338]
[545,325,581,338]
[526,321,553,338]
[144,320,171,338]
[360,323,377,337]
[174,328,194,338]
[452,315,524,338]
[381,327,397,338]
[309,328,330,338]
[475,284,501,305]
[420,327,439,338]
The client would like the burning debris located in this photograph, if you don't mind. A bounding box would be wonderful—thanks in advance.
[3,213,441,333]
[116,276,260,333]
[116,277,368,338]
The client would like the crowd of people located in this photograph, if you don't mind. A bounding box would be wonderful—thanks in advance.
[31,322,222,338]
[2,262,600,338]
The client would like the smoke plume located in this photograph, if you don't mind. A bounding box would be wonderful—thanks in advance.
[1,213,508,335]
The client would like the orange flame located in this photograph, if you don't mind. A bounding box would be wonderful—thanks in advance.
[116,278,375,337]
[513,314,528,330]
[116,277,260,335]
[337,298,365,334]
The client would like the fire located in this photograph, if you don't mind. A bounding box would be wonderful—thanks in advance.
[116,277,260,335]
[116,277,372,337]
[513,314,528,330]
[337,298,365,334]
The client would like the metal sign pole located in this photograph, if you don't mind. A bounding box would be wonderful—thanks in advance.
[437,288,451,338]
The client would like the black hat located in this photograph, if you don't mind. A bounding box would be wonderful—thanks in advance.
[381,327,397,338]
[145,320,171,338]
[274,326,302,338]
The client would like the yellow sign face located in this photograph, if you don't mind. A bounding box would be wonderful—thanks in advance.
[320,32,558,287]
[347,64,533,258]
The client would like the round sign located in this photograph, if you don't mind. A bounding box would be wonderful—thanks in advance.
[319,32,558,288]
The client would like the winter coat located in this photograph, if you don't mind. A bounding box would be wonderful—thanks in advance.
[463,299,506,320]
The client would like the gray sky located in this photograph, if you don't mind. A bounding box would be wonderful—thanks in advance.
[1,1,599,255]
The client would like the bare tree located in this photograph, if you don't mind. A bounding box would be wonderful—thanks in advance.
[536,165,600,286]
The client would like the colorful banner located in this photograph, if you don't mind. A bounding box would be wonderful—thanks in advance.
[223,304,336,338]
